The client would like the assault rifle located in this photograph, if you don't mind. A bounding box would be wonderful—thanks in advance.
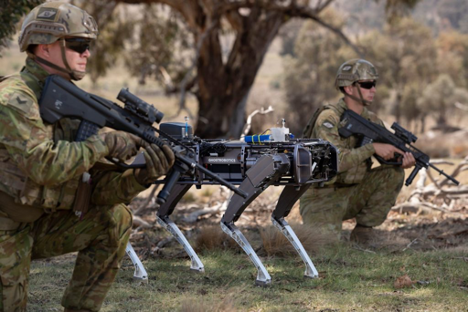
[39,75,247,202]
[39,74,246,283]
[338,109,460,186]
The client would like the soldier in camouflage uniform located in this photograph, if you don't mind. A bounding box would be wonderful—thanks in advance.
[0,3,175,311]
[300,59,416,244]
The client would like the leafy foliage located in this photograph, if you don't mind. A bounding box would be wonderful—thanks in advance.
[282,9,354,136]
[436,31,468,88]
[418,74,468,128]
[277,18,304,57]
[361,18,438,123]
[0,0,44,54]
[380,0,420,23]
[436,0,468,33]
[123,5,193,88]
[71,0,135,84]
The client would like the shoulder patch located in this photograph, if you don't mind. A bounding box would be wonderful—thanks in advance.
[322,121,334,129]
[5,92,40,120]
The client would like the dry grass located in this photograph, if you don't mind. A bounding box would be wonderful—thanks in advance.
[179,294,237,312]
[260,223,334,257]
[193,225,241,252]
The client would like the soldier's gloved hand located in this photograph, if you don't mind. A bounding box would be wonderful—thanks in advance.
[134,143,175,185]
[101,131,143,161]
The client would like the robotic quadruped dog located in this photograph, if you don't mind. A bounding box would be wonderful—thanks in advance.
[39,74,339,285]
[129,121,339,285]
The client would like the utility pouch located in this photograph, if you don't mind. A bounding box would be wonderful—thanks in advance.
[72,172,92,219]
[0,191,44,225]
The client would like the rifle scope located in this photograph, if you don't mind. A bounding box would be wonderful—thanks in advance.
[391,122,417,144]
[117,88,164,124]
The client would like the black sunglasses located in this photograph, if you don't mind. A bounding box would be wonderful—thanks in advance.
[62,38,91,54]
[356,81,377,90]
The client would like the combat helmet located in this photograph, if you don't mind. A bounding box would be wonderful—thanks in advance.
[335,59,379,90]
[335,59,378,106]
[18,2,98,80]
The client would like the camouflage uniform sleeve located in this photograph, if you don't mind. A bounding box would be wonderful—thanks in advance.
[90,169,146,205]
[314,111,375,173]
[368,111,386,127]
[0,86,109,187]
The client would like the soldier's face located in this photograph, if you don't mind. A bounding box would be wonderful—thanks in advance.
[352,80,376,103]
[44,39,91,75]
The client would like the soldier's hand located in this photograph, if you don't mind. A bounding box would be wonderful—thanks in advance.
[372,143,404,161]
[400,152,416,169]
[101,131,144,161]
[134,143,175,185]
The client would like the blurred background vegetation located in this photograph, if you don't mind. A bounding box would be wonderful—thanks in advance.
[1,0,468,145]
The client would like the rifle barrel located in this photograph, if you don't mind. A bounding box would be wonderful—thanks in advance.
[428,163,460,185]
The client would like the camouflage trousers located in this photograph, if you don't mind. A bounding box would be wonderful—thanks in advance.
[300,165,404,241]
[0,204,132,312]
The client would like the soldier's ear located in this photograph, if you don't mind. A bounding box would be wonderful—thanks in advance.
[37,44,46,56]
[343,85,354,95]
[37,44,52,57]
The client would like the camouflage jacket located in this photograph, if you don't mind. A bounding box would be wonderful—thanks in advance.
[0,58,145,220]
[306,98,383,185]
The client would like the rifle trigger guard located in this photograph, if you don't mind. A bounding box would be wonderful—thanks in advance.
[374,154,402,166]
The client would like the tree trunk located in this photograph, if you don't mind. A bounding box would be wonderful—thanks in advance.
[395,90,402,123]
[436,111,447,128]
[194,10,284,138]
[420,114,426,133]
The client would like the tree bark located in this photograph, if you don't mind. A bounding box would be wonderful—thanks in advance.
[195,9,284,138]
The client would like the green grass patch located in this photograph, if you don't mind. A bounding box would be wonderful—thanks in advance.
[27,245,468,311]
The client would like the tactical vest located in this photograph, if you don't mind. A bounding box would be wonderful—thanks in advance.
[302,102,373,185]
[0,74,82,225]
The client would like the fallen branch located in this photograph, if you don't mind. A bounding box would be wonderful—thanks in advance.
[352,246,376,254]
[133,215,153,228]
[181,202,225,223]
[240,106,275,140]
[454,101,468,111]
[157,236,175,248]
[392,201,464,216]
[402,238,418,252]
[410,187,468,198]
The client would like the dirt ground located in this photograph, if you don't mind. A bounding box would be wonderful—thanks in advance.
[373,210,468,251]
[127,183,468,256]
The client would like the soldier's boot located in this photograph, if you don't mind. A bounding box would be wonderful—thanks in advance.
[350,224,375,245]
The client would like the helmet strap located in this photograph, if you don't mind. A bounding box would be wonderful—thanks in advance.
[59,40,86,81]
[30,53,71,77]
[343,83,372,106]
[28,41,86,81]
[356,85,371,106]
